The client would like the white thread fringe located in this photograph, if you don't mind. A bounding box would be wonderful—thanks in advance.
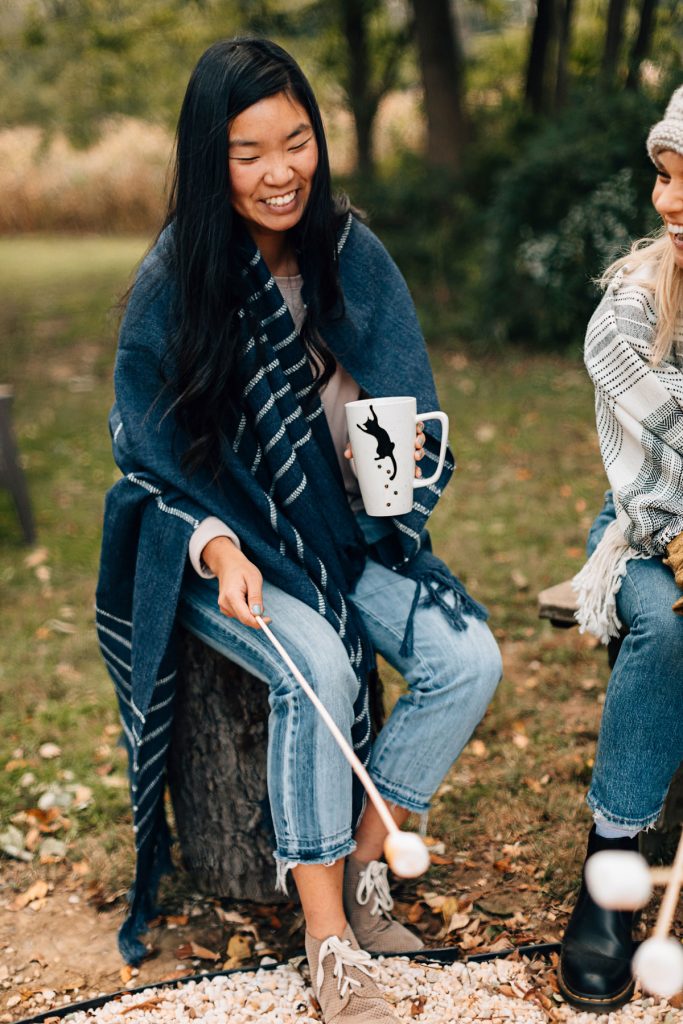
[572,520,647,644]
[274,856,298,895]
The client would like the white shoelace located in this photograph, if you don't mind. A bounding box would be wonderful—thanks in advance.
[356,860,394,919]
[317,936,376,998]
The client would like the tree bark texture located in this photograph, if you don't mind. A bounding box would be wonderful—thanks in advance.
[167,628,283,903]
[341,0,376,175]
[626,0,659,88]
[525,0,560,115]
[555,0,575,108]
[601,0,628,87]
[412,0,467,171]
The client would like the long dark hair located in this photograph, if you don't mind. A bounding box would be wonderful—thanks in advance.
[157,37,348,475]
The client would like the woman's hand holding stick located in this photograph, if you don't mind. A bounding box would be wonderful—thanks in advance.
[202,536,271,628]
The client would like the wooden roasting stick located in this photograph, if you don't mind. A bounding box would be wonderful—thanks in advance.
[255,614,430,878]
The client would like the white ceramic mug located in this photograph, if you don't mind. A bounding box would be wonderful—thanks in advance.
[345,396,449,516]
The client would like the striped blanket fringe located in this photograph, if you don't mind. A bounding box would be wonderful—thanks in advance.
[571,519,647,644]
[399,563,489,658]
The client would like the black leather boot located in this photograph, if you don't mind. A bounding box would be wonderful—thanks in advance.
[557,825,638,1012]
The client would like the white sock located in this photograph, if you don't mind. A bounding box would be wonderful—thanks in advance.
[594,818,640,840]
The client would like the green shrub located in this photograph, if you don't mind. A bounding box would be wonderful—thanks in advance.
[481,87,675,352]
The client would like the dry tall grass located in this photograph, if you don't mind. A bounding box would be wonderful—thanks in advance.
[0,118,172,234]
[0,92,423,234]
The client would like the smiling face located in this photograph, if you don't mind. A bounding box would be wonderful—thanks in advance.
[652,150,683,269]
[228,91,319,259]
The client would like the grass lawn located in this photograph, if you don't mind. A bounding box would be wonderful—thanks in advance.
[0,235,676,1007]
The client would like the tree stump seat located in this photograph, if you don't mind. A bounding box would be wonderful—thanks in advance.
[167,629,284,904]
[167,628,384,902]
[538,578,683,862]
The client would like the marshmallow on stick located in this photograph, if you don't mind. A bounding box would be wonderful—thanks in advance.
[255,615,430,878]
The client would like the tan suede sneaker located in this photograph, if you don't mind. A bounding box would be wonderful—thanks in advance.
[343,856,424,954]
[305,924,400,1023]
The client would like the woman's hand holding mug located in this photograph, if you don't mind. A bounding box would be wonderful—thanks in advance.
[344,422,426,478]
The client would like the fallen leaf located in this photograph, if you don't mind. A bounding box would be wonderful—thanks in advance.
[429,853,453,865]
[511,570,529,590]
[467,739,487,758]
[406,901,424,924]
[46,619,78,635]
[39,837,67,861]
[165,914,189,927]
[175,941,220,961]
[24,547,49,568]
[444,912,471,933]
[214,908,252,925]
[409,994,427,1016]
[122,998,163,1015]
[4,758,28,772]
[493,859,512,873]
[38,743,61,760]
[226,933,253,962]
[120,965,133,985]
[486,936,512,953]
[13,879,49,909]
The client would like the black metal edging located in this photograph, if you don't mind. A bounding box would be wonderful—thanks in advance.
[14,942,562,1024]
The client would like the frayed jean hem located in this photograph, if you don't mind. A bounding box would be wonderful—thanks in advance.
[371,771,431,816]
[273,838,357,895]
[587,793,662,832]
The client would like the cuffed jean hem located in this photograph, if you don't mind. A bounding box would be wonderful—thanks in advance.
[587,792,662,832]
[371,770,431,816]
[273,838,357,894]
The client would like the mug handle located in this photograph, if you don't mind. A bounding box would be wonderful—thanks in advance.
[413,411,449,490]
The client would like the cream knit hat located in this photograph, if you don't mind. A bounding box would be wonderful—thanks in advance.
[647,85,683,163]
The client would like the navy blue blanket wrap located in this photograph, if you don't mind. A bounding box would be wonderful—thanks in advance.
[96,213,487,964]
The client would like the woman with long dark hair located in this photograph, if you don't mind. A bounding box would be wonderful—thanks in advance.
[97,38,501,1023]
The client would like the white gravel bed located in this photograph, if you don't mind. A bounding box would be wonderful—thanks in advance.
[58,956,680,1024]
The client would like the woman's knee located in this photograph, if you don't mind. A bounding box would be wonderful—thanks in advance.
[412,616,502,702]
[268,621,360,711]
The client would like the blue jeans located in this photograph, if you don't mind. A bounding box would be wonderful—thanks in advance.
[586,493,683,829]
[177,557,501,870]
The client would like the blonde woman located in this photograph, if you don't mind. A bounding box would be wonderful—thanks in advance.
[559,85,683,1012]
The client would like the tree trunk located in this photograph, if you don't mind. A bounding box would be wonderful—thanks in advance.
[341,0,377,176]
[412,0,468,171]
[525,0,560,115]
[167,630,385,902]
[626,0,659,89]
[555,0,575,108]
[601,0,628,87]
[167,629,284,903]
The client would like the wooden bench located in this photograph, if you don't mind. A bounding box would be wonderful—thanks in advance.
[538,578,683,862]
[0,385,36,544]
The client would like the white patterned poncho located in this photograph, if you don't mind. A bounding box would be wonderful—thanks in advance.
[573,266,683,642]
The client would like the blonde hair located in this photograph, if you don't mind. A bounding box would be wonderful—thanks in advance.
[600,230,683,365]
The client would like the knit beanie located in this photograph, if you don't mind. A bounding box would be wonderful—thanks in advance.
[647,85,683,163]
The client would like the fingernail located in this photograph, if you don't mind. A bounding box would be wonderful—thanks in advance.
[251,603,262,616]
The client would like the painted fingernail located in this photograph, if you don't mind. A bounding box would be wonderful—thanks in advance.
[252,603,263,616]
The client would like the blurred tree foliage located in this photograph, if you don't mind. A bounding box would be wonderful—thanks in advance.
[0,0,681,349]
